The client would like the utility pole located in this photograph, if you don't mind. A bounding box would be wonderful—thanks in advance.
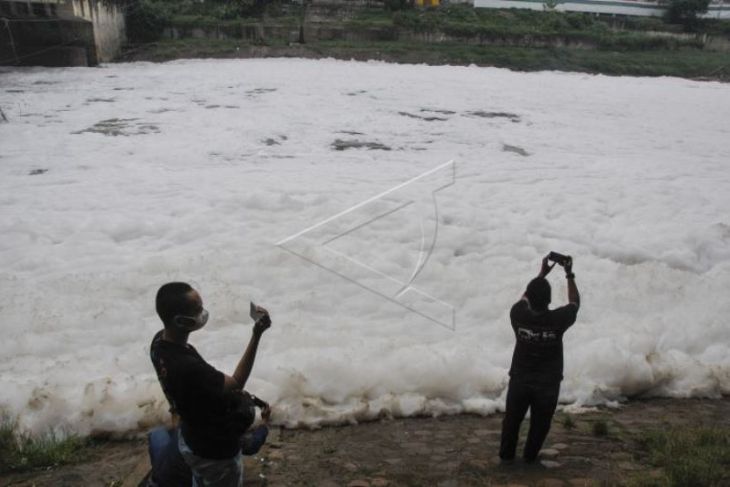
[298,0,307,43]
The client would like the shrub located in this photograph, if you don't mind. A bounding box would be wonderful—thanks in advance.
[565,12,595,30]
[664,0,710,31]
[442,4,478,22]
[385,0,413,12]
[703,19,730,35]
[542,11,572,31]
[126,0,173,43]
[393,10,440,32]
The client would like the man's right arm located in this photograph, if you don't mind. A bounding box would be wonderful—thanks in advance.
[224,308,271,391]
[567,276,579,308]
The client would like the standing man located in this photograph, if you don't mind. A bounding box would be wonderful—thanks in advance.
[151,282,271,486]
[499,255,580,464]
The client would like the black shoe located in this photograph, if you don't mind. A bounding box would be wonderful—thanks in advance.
[523,456,548,469]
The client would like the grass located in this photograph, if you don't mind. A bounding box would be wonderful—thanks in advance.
[119,37,730,81]
[382,5,720,47]
[126,3,730,81]
[142,0,730,43]
[161,4,728,52]
[157,0,730,37]
[592,419,609,437]
[312,40,730,80]
[0,415,86,473]
[120,38,259,62]
[631,427,730,487]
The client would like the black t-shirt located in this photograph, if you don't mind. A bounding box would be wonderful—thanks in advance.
[508,298,579,384]
[150,331,239,459]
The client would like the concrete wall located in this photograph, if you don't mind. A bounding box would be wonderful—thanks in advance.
[474,0,730,19]
[0,15,97,66]
[0,0,126,63]
[71,0,125,62]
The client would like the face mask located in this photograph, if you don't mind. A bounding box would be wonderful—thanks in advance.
[174,309,209,331]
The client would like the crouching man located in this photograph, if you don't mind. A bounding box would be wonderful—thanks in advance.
[499,255,580,464]
[151,282,271,486]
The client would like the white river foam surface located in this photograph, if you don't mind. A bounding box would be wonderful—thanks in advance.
[1,59,729,435]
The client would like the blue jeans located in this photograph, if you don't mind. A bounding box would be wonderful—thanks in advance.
[178,430,243,487]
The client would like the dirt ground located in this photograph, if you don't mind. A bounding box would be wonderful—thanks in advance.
[2,397,729,487]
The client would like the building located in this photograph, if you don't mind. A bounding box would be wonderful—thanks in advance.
[473,0,730,19]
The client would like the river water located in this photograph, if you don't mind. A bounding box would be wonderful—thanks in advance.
[1,59,729,435]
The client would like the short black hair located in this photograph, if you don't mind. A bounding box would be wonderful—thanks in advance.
[156,282,194,327]
[526,277,551,311]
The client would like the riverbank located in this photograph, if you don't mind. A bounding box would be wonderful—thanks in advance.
[2,397,728,486]
[117,4,730,81]
[118,38,730,81]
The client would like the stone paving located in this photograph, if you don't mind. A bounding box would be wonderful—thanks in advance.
[248,397,730,486]
[1,397,728,486]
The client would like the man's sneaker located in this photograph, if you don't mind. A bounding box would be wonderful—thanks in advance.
[523,456,552,469]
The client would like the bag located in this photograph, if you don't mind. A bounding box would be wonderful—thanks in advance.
[222,390,257,436]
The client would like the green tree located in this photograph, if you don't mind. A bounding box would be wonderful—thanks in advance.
[125,1,172,43]
[664,0,710,30]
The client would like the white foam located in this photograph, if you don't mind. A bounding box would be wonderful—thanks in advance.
[0,59,729,435]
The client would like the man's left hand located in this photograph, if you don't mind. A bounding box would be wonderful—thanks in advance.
[261,405,272,424]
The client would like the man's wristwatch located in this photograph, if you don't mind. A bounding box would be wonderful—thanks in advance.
[566,272,575,279]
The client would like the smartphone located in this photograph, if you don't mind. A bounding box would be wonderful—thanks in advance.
[250,301,266,322]
[548,251,572,267]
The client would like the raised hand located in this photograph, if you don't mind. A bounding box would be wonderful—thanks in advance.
[540,255,556,277]
[253,306,271,336]
[564,257,573,276]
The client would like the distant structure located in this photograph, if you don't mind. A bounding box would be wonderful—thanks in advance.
[413,0,475,5]
[474,0,730,19]
[413,0,476,5]
[0,0,125,66]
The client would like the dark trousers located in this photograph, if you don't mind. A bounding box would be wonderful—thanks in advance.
[499,378,560,462]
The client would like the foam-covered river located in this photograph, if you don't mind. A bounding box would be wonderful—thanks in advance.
[1,59,729,436]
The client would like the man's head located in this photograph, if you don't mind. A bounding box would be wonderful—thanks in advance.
[526,277,551,311]
[155,282,208,331]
